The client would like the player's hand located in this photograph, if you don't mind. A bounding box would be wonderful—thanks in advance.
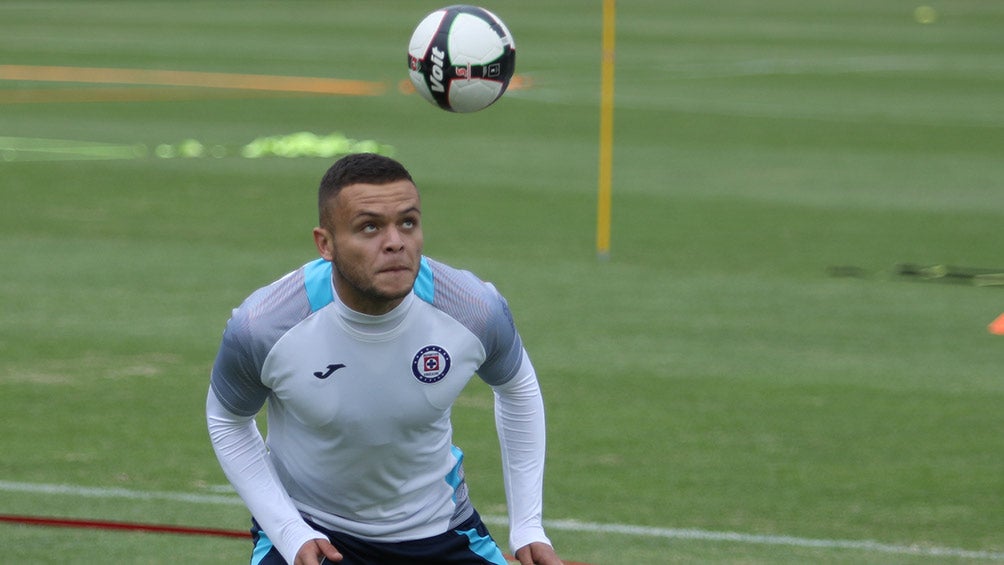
[514,542,563,565]
[294,538,343,564]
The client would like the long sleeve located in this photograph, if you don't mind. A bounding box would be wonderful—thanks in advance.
[491,351,552,554]
[206,390,326,562]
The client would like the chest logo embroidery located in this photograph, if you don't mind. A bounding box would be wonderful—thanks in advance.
[313,363,346,379]
[411,345,451,384]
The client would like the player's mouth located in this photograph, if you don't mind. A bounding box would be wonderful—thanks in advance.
[377,264,413,275]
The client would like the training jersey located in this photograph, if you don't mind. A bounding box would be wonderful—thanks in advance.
[209,256,544,558]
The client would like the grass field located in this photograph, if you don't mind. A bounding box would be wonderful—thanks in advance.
[2,1,1003,563]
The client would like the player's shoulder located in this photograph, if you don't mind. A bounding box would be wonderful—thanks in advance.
[419,256,505,308]
[420,257,524,384]
[418,256,515,335]
[227,262,314,339]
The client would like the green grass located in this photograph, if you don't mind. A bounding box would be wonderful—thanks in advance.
[2,1,1004,563]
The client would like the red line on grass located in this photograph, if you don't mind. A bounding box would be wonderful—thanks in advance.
[0,513,248,539]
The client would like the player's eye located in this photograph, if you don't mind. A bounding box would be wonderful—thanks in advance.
[361,223,378,233]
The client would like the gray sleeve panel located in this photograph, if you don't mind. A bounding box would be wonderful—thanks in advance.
[209,267,313,417]
[424,258,525,386]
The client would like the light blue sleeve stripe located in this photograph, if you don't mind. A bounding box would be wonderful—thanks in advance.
[303,258,334,312]
[414,256,434,303]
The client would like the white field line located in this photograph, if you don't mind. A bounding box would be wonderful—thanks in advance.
[0,480,244,506]
[1,480,1002,561]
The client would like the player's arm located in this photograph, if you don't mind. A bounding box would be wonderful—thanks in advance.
[491,351,561,563]
[207,310,335,563]
[206,391,337,563]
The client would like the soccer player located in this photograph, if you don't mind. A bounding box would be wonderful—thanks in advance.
[206,153,562,565]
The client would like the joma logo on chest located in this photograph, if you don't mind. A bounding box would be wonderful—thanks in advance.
[313,364,346,379]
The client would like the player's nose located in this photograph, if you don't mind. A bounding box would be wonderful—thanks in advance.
[383,226,406,251]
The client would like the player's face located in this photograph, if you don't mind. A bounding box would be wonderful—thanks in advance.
[313,180,423,315]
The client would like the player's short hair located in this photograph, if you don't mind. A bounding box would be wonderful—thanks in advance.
[318,153,414,227]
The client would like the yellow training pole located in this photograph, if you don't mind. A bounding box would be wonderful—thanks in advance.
[596,0,617,260]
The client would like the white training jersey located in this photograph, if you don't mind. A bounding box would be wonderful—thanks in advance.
[209,256,540,553]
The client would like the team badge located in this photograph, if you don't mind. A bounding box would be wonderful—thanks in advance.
[412,345,451,383]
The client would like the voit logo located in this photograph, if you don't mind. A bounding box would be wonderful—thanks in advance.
[412,345,451,383]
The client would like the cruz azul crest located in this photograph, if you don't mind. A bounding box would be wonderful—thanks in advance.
[412,345,452,384]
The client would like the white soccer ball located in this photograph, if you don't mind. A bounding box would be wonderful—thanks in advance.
[407,5,516,113]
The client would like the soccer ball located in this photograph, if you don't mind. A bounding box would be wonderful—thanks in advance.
[407,5,516,113]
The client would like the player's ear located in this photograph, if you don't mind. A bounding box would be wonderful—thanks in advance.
[313,227,335,261]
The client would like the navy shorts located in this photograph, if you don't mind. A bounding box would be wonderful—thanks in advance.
[249,510,508,565]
